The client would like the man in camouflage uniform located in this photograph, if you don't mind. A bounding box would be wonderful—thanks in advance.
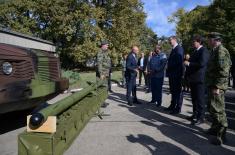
[96,40,111,92]
[205,32,232,145]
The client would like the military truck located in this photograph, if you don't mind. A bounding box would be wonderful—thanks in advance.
[0,29,69,113]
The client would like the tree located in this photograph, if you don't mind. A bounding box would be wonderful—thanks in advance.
[99,0,148,62]
[0,0,156,68]
[139,26,157,54]
[169,0,235,56]
[207,0,235,56]
[0,0,107,68]
[169,6,208,53]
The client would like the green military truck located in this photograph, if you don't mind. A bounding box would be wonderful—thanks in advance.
[0,29,69,114]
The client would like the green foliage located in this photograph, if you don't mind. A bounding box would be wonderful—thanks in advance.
[62,69,122,88]
[169,6,208,53]
[62,70,80,86]
[139,26,157,54]
[98,0,152,62]
[158,36,172,55]
[169,0,235,56]
[0,0,156,68]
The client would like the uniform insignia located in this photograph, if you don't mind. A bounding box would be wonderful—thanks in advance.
[219,59,224,65]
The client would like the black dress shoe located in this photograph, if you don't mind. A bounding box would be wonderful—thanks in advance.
[134,100,142,104]
[127,101,133,106]
[147,100,155,104]
[164,106,174,111]
[109,90,114,93]
[170,109,181,114]
[186,115,195,121]
[156,103,161,107]
[191,119,205,125]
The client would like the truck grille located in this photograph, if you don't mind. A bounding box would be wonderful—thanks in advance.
[37,56,60,81]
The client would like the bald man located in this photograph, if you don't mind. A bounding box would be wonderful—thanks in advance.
[126,46,142,106]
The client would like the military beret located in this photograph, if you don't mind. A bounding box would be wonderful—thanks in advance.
[101,40,109,45]
[208,32,223,40]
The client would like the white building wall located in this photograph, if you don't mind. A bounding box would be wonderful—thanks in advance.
[0,32,56,52]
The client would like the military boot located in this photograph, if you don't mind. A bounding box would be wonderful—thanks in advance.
[210,127,226,145]
[221,127,227,143]
[211,136,222,145]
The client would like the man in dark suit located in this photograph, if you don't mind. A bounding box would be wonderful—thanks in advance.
[166,36,184,114]
[138,52,147,86]
[126,46,142,106]
[184,35,209,125]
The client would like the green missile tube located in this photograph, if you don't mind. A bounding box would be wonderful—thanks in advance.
[29,80,105,128]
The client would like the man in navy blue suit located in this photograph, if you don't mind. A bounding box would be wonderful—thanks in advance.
[185,35,209,125]
[126,46,142,106]
[166,36,184,114]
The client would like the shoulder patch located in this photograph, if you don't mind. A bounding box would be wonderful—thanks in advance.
[218,58,225,65]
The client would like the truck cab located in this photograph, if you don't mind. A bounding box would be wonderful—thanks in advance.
[0,29,69,113]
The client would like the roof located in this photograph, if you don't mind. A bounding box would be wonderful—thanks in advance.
[0,28,56,52]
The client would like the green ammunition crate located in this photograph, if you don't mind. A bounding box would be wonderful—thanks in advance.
[18,86,108,155]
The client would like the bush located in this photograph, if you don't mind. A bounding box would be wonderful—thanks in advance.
[62,70,80,86]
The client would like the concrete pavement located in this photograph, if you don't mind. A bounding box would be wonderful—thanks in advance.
[65,84,235,155]
[0,82,235,155]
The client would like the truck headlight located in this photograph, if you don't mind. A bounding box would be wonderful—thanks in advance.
[2,62,13,75]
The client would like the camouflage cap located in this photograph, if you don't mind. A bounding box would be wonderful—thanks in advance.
[208,32,223,40]
[101,40,109,45]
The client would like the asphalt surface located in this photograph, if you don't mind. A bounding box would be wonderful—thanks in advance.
[1,81,235,155]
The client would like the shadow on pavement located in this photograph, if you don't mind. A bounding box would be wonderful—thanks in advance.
[108,91,147,105]
[127,134,189,155]
[0,109,31,134]
[109,90,235,155]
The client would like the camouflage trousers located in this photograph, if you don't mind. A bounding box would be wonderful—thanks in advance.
[96,76,109,91]
[207,88,228,134]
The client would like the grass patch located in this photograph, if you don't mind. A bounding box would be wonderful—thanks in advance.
[62,70,122,89]
[79,71,122,88]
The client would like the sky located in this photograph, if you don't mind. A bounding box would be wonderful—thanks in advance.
[142,0,211,37]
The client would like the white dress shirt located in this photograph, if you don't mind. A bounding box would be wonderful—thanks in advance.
[173,43,178,50]
[196,45,203,51]
[140,58,144,67]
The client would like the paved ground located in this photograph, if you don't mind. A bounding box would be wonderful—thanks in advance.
[0,82,235,155]
[65,84,235,155]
